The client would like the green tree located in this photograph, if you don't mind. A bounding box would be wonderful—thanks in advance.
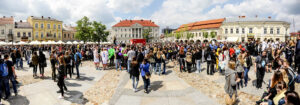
[186,32,194,40]
[91,21,108,43]
[142,29,152,42]
[175,32,181,39]
[210,31,216,38]
[203,32,209,38]
[75,16,93,43]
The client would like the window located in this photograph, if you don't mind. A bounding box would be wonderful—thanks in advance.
[9,29,12,34]
[23,32,26,37]
[125,34,126,37]
[41,32,44,38]
[35,32,38,38]
[249,28,253,33]
[28,32,31,37]
[242,28,245,34]
[58,33,61,38]
[54,33,56,38]
[35,23,38,28]
[125,29,126,32]
[58,25,61,29]
[1,29,4,34]
[236,28,239,34]
[68,34,70,38]
[270,28,273,34]
[115,29,117,32]
[17,32,21,37]
[277,28,280,34]
[64,34,66,38]
[225,29,228,34]
[230,28,233,34]
[53,24,56,29]
[41,23,44,29]
[264,28,267,34]
[47,24,50,29]
[121,34,122,37]
[73,34,74,38]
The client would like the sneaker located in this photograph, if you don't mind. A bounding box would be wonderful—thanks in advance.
[58,95,64,99]
[135,89,138,92]
[15,93,18,96]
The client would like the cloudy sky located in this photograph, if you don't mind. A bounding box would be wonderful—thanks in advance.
[0,0,300,32]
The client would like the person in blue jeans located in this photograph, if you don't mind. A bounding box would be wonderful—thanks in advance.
[74,50,82,79]
[0,55,10,104]
[194,48,202,73]
[155,50,163,75]
[4,54,18,99]
[140,59,150,93]
[243,51,252,87]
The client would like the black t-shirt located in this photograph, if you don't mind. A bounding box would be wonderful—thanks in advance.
[5,60,13,76]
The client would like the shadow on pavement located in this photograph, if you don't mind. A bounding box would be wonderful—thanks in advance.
[76,76,95,81]
[7,95,30,105]
[150,81,163,91]
[65,81,82,87]
[164,70,172,75]
[64,90,88,104]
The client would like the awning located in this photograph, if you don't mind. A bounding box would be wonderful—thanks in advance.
[226,37,239,42]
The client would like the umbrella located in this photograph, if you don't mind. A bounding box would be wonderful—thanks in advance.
[56,40,64,44]
[41,41,47,45]
[73,41,78,44]
[29,40,40,45]
[79,41,84,44]
[0,41,6,45]
[17,41,27,45]
[66,41,72,45]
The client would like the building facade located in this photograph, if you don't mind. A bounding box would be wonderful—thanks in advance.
[174,17,290,42]
[27,16,63,41]
[111,19,159,43]
[220,16,290,42]
[62,24,77,41]
[14,20,33,42]
[0,16,14,42]
[174,18,224,42]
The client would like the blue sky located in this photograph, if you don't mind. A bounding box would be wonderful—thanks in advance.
[0,0,299,31]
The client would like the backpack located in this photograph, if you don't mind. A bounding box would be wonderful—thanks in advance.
[76,53,81,64]
[0,62,9,77]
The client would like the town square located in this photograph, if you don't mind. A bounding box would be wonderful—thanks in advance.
[0,0,300,105]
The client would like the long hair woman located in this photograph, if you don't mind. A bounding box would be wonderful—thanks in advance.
[57,54,68,99]
[130,57,139,92]
[140,59,150,93]
[31,52,39,77]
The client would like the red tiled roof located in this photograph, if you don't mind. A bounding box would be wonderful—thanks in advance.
[113,20,159,27]
[0,17,14,25]
[176,18,225,32]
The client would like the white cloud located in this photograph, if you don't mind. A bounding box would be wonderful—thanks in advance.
[107,0,154,13]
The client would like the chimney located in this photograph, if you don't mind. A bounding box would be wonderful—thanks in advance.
[11,16,13,18]
[241,16,246,18]
[130,20,132,22]
[20,20,22,22]
[239,16,241,18]
[141,19,143,21]
[3,16,5,18]
[268,16,271,19]
[41,16,43,19]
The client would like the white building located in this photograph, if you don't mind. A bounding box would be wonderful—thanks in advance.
[221,16,290,42]
[0,16,14,42]
[174,16,290,42]
[111,19,159,43]
[14,20,33,42]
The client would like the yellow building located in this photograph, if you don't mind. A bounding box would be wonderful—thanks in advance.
[27,16,63,41]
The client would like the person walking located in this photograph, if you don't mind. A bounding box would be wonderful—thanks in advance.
[57,55,68,99]
[0,55,10,103]
[127,47,136,72]
[50,51,57,81]
[224,61,241,105]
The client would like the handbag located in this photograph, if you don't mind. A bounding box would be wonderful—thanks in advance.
[145,72,151,79]
[29,62,34,67]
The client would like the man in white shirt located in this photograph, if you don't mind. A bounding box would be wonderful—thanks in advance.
[127,47,136,72]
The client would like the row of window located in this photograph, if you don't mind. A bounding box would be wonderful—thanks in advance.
[34,23,61,29]
[117,34,143,38]
[63,33,74,38]
[17,32,31,38]
[1,29,13,35]
[34,32,61,38]
[224,27,281,34]
[114,28,157,32]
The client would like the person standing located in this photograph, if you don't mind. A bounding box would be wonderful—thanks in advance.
[57,55,68,99]
[224,61,241,105]
[205,48,216,75]
[38,51,46,78]
[255,51,267,89]
[129,57,139,92]
[194,47,202,73]
[93,47,100,70]
[127,47,136,72]
[4,55,18,98]
[50,51,57,81]
[31,52,39,77]
[295,35,300,74]
[101,48,109,70]
[0,55,10,103]
[140,59,150,93]
[64,51,72,78]
[74,49,82,79]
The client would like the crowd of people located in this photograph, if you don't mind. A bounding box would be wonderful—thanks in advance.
[0,37,300,104]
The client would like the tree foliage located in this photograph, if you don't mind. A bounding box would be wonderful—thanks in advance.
[175,32,181,39]
[210,31,216,38]
[142,29,152,42]
[75,16,108,43]
[203,32,209,38]
[186,32,194,40]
